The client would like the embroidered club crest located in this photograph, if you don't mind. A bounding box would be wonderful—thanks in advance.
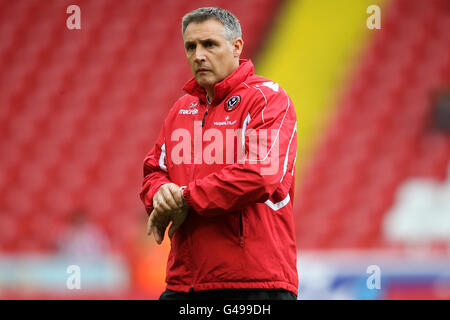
[225,95,241,112]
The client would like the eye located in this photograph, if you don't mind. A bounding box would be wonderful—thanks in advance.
[185,43,195,51]
[204,41,214,48]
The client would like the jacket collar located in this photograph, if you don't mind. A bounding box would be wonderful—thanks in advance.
[183,59,254,105]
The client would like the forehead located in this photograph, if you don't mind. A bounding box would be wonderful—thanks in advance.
[183,19,226,42]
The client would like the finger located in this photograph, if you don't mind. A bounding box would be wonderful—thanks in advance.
[168,185,184,208]
[168,208,187,239]
[148,210,167,244]
[168,222,178,239]
[147,209,156,236]
[154,192,172,213]
[160,186,179,210]
[153,190,172,214]
[154,223,166,244]
[152,224,161,244]
[155,215,171,244]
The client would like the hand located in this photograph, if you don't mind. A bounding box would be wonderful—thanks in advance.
[147,183,188,244]
[147,206,189,244]
[152,183,185,215]
[168,205,188,239]
[147,208,171,244]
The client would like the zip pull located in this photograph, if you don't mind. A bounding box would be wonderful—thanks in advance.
[201,109,208,127]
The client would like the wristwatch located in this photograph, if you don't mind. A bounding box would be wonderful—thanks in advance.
[179,186,187,207]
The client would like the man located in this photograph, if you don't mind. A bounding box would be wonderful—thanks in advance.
[140,7,298,300]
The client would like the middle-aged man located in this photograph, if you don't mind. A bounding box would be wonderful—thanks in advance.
[140,7,298,300]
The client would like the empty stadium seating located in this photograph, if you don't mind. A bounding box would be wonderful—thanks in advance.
[295,0,450,250]
[1,0,449,299]
[0,0,282,254]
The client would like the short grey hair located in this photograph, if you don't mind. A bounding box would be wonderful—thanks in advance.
[182,7,242,42]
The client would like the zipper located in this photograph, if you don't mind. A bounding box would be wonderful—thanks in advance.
[201,95,211,127]
[239,211,245,248]
[201,106,209,127]
[187,95,213,291]
[189,98,210,181]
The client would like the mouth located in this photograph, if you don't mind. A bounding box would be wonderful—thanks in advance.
[196,69,211,74]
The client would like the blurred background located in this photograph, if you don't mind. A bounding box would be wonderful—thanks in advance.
[0,0,449,299]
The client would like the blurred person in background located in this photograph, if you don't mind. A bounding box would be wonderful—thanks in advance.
[140,7,298,300]
[57,208,110,260]
[432,89,450,132]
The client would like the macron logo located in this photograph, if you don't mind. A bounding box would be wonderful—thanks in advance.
[179,108,199,115]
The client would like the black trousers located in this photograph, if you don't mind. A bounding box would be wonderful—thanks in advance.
[159,288,297,300]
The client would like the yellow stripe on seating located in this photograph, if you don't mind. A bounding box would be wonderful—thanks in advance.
[255,0,389,178]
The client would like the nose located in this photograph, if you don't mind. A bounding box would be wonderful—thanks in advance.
[194,46,207,63]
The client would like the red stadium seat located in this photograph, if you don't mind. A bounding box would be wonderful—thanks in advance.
[2,2,280,254]
[295,0,450,250]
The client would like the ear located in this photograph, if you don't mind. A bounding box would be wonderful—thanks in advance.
[232,38,244,58]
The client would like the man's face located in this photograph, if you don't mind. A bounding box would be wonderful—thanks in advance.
[183,19,243,93]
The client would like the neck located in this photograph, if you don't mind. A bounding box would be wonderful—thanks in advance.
[206,89,214,102]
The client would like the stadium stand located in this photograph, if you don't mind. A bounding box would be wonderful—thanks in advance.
[1,0,449,299]
[294,0,450,250]
[0,0,282,297]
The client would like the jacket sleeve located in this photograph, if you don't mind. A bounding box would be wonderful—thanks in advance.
[183,87,298,216]
[139,122,172,215]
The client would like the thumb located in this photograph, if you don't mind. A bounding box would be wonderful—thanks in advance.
[168,222,178,239]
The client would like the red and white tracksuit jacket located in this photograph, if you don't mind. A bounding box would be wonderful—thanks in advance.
[140,59,298,295]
